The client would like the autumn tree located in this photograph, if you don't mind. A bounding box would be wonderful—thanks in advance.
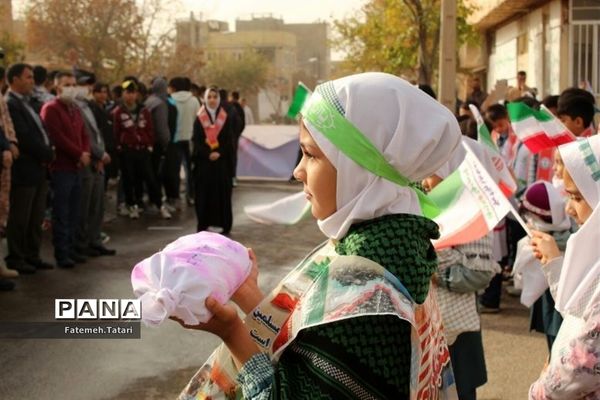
[0,33,26,65]
[25,0,175,82]
[333,0,475,85]
[201,49,269,95]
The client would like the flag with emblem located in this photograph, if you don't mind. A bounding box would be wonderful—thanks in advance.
[430,146,513,249]
[507,102,576,153]
[469,105,517,196]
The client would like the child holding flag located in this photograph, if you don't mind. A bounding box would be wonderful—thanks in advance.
[513,181,571,353]
[423,138,501,400]
[174,73,462,399]
[529,135,600,399]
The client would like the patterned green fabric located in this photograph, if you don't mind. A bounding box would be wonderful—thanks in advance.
[273,214,440,399]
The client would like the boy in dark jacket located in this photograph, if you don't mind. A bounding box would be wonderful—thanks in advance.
[113,80,170,219]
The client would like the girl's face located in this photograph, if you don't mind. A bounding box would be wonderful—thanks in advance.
[564,169,593,225]
[293,122,337,220]
[553,150,564,179]
[206,90,219,109]
[421,175,443,193]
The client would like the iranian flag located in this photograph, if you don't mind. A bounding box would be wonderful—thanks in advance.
[469,105,517,197]
[430,145,513,250]
[507,102,576,153]
[244,192,312,225]
[287,82,311,119]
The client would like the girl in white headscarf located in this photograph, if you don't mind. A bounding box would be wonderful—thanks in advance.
[529,135,600,399]
[513,181,571,354]
[191,87,235,235]
[423,137,501,400]
[174,73,462,400]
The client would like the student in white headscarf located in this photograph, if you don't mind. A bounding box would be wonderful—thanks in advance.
[513,181,571,354]
[191,86,235,234]
[529,135,600,399]
[424,137,501,400]
[173,73,462,399]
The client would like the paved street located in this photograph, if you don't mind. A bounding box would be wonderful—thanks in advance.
[0,181,546,400]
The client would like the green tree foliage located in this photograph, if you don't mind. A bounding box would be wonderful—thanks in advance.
[0,33,26,65]
[333,0,475,85]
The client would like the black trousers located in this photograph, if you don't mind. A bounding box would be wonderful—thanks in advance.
[177,141,194,199]
[6,181,49,266]
[120,148,162,208]
[163,143,182,200]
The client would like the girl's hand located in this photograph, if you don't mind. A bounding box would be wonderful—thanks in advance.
[232,248,264,314]
[209,151,220,161]
[530,230,561,265]
[171,296,261,366]
[170,297,241,342]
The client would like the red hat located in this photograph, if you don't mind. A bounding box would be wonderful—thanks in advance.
[521,182,552,223]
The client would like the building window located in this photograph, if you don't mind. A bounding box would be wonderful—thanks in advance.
[572,0,600,21]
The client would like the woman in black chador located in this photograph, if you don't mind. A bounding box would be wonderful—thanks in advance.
[192,86,234,234]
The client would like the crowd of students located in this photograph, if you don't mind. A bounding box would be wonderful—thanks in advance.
[0,63,252,290]
[429,72,599,399]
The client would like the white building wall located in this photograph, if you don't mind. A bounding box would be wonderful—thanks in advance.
[487,0,566,98]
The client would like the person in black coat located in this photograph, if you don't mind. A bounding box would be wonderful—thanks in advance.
[90,83,118,182]
[192,87,235,234]
[5,63,54,273]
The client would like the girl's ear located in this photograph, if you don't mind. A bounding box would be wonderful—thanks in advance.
[575,116,585,129]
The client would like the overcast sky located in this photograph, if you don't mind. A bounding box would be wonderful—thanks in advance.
[179,0,366,27]
[12,0,367,59]
[13,0,366,25]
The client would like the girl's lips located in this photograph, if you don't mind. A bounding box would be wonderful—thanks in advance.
[304,192,313,200]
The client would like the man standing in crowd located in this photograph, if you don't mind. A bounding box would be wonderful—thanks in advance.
[0,124,15,290]
[168,77,199,205]
[507,71,533,101]
[229,91,246,184]
[466,76,487,109]
[240,97,255,125]
[144,77,175,211]
[73,75,115,257]
[41,71,91,268]
[0,66,19,283]
[5,63,55,273]
[89,83,118,185]
[31,65,55,112]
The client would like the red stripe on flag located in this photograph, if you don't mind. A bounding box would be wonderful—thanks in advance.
[434,213,489,250]
[522,131,574,153]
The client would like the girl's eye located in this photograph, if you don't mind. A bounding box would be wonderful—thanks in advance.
[568,193,582,201]
[303,151,314,159]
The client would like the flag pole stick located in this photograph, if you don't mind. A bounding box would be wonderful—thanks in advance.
[508,203,533,238]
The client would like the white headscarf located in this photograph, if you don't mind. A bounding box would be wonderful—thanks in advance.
[203,88,220,121]
[556,135,600,318]
[303,73,462,239]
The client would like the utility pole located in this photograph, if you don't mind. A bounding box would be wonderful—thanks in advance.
[438,0,457,112]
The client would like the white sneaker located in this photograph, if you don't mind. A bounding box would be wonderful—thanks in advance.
[164,202,177,213]
[0,264,18,278]
[118,203,129,217]
[128,205,140,219]
[160,205,172,220]
[145,205,160,215]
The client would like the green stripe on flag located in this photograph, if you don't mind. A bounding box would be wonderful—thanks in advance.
[469,105,497,152]
[427,170,463,210]
[287,82,311,119]
[507,102,554,123]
